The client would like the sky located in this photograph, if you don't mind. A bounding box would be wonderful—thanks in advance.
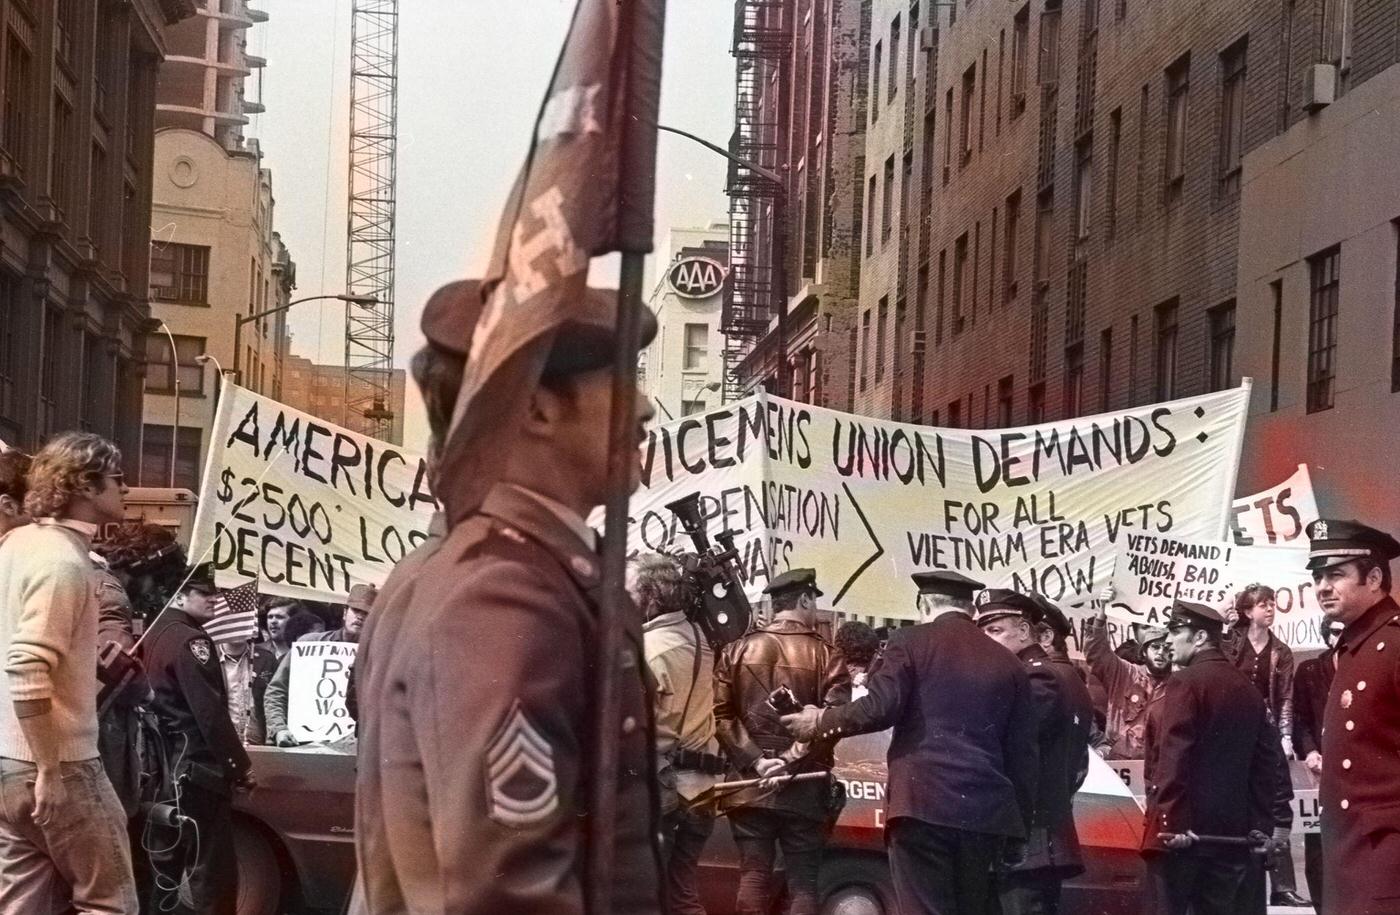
[247,1,734,451]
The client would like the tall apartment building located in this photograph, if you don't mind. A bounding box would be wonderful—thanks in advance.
[0,0,197,459]
[281,355,407,446]
[848,0,1400,526]
[640,224,730,420]
[726,0,871,410]
[140,0,294,489]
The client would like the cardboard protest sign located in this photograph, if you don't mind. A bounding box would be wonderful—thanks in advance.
[1225,544,1323,650]
[190,385,436,601]
[1230,464,1318,547]
[610,384,1251,631]
[285,641,358,743]
[1107,534,1237,625]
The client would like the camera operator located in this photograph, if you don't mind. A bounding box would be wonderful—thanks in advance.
[632,553,724,915]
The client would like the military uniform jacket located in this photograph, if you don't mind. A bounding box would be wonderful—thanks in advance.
[816,611,1038,838]
[140,609,251,779]
[1013,645,1093,878]
[1320,595,1400,914]
[353,485,663,915]
[1140,648,1274,856]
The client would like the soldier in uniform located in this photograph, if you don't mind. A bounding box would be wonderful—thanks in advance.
[1306,519,1400,914]
[354,286,663,915]
[712,568,850,915]
[782,571,1038,915]
[1141,600,1279,915]
[1085,589,1171,759]
[976,590,1093,915]
[140,564,254,915]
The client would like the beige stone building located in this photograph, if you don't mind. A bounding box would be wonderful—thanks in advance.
[140,0,294,489]
[281,354,406,446]
[640,224,729,420]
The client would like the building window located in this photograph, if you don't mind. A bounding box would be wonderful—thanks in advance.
[936,249,947,346]
[979,48,989,152]
[953,233,969,333]
[1307,246,1340,413]
[997,375,1014,425]
[680,400,706,417]
[876,297,888,383]
[1010,5,1029,114]
[1219,38,1247,196]
[1074,139,1093,241]
[1099,327,1113,410]
[1065,343,1084,416]
[1154,299,1179,401]
[1083,0,1100,34]
[1165,55,1190,199]
[860,310,871,391]
[1004,190,1020,302]
[889,14,901,103]
[1270,280,1283,411]
[1116,0,1127,20]
[1028,382,1046,423]
[901,151,913,235]
[960,65,976,163]
[150,243,212,304]
[3,29,32,172]
[40,307,62,439]
[144,334,206,396]
[882,155,895,243]
[1106,109,1121,239]
[1034,190,1053,287]
[1393,224,1400,392]
[1038,2,1062,86]
[1321,0,1353,71]
[0,274,15,424]
[55,0,78,64]
[948,398,962,427]
[943,88,954,183]
[1204,300,1237,392]
[865,175,877,256]
[50,93,75,219]
[872,40,883,122]
[140,425,202,490]
[1128,314,1140,404]
[682,323,708,370]
[1136,85,1149,220]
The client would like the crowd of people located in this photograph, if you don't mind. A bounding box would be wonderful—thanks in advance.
[0,437,372,914]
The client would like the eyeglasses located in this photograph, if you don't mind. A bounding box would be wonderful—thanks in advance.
[104,472,127,487]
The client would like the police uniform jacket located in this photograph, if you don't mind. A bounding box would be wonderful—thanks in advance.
[353,484,662,915]
[1140,648,1275,856]
[1084,616,1167,759]
[712,616,850,818]
[140,609,252,780]
[1320,595,1400,914]
[815,611,1038,838]
[1290,647,1335,760]
[1013,644,1093,878]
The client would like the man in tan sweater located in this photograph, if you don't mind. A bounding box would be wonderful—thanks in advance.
[0,433,136,914]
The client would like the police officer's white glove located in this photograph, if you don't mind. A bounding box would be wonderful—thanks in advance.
[1304,751,1323,776]
[274,729,298,748]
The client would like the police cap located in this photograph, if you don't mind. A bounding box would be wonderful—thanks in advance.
[182,563,217,595]
[1304,518,1400,571]
[973,589,1043,627]
[419,279,659,377]
[1167,599,1226,636]
[764,568,823,599]
[1031,592,1074,639]
[911,569,985,602]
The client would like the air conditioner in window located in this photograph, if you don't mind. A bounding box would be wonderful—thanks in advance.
[920,27,936,51]
[1304,63,1337,112]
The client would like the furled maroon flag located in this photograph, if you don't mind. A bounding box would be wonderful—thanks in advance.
[436,0,666,522]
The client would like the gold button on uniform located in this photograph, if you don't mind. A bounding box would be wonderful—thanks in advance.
[1346,720,1355,731]
[1343,759,1352,770]
[1358,681,1367,691]
[1341,799,1351,810]
[621,716,637,735]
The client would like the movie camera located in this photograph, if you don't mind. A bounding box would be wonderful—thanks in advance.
[664,492,753,648]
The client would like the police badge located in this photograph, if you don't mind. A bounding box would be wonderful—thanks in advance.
[1341,689,1353,709]
[188,638,212,664]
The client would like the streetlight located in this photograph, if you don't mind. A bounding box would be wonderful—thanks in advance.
[652,122,790,397]
[155,320,180,488]
[231,293,378,384]
[195,353,228,407]
[654,380,722,422]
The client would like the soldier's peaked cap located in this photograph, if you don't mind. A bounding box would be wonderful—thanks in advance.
[973,589,1043,627]
[911,569,985,601]
[764,568,823,598]
[1304,518,1400,571]
[1168,599,1226,634]
[420,279,658,377]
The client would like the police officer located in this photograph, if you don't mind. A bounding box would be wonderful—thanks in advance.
[1142,600,1279,915]
[782,571,1038,915]
[354,285,663,915]
[1306,519,1400,913]
[976,590,1093,915]
[713,568,850,915]
[140,564,254,915]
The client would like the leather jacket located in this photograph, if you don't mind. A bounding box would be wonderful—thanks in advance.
[713,616,850,816]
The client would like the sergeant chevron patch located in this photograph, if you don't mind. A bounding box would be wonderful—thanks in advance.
[485,701,559,827]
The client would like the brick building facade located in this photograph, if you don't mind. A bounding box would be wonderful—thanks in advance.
[0,0,196,460]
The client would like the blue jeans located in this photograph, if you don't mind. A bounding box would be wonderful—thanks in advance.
[0,756,138,914]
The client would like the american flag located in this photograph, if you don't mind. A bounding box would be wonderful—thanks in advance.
[204,580,260,648]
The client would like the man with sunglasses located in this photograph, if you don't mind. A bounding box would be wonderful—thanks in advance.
[1085,589,1172,760]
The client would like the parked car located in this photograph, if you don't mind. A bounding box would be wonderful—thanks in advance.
[230,731,1147,915]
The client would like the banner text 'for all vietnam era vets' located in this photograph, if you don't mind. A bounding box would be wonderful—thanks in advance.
[607,383,1252,626]
[190,385,437,602]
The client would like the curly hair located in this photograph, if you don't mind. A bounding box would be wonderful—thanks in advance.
[1232,583,1277,627]
[835,621,881,668]
[628,552,691,621]
[96,523,184,574]
[0,450,31,504]
[23,432,122,519]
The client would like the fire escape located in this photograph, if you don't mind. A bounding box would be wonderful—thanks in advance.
[723,0,791,403]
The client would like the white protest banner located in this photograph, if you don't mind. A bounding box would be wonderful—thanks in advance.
[1230,464,1319,547]
[190,385,436,601]
[1107,534,1237,625]
[286,641,358,743]
[611,384,1251,635]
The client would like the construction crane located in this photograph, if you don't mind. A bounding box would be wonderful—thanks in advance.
[343,0,400,440]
